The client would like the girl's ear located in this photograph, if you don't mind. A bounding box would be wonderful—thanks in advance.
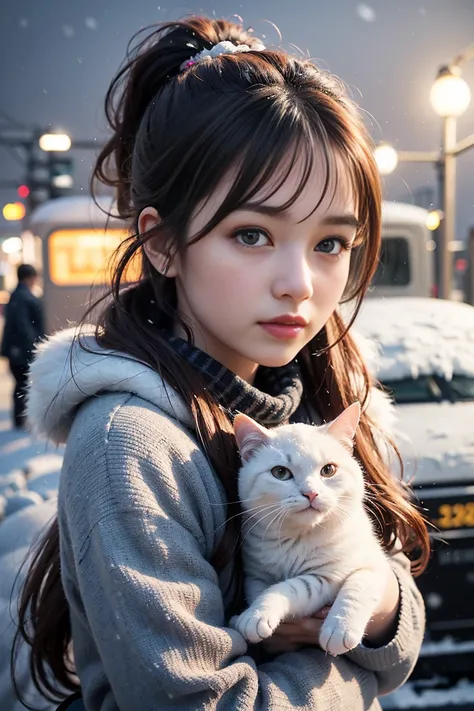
[139,206,178,278]
[233,413,270,463]
[326,402,361,451]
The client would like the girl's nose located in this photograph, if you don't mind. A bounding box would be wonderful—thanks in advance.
[272,254,313,301]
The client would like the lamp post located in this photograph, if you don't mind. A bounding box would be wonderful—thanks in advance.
[374,43,474,300]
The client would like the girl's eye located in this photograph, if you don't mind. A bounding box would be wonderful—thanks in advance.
[234,228,270,248]
[320,463,337,478]
[271,466,293,481]
[316,237,350,256]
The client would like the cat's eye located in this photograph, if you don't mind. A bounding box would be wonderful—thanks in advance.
[271,466,293,481]
[320,463,337,478]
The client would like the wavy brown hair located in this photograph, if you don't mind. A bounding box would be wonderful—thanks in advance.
[13,16,430,707]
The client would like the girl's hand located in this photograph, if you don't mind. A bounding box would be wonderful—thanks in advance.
[262,606,331,654]
[263,568,401,655]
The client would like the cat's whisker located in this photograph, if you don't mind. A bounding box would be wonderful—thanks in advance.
[240,503,284,531]
[215,502,280,532]
[208,496,264,507]
[362,499,386,531]
[330,507,349,526]
[240,506,285,548]
[276,509,291,551]
[261,507,287,542]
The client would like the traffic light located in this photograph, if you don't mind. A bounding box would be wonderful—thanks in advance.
[17,184,30,199]
[25,153,74,210]
[48,154,74,199]
[2,202,26,221]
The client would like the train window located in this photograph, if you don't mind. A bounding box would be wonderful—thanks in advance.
[48,229,141,286]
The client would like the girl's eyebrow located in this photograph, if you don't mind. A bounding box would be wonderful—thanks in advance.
[322,214,360,229]
[235,202,360,229]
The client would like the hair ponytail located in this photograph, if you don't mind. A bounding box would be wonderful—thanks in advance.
[94,18,260,217]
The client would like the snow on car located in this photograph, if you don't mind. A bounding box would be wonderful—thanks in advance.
[354,297,474,485]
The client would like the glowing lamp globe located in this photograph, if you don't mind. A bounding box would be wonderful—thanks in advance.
[430,66,471,118]
[374,143,399,175]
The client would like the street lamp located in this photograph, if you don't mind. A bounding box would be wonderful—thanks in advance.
[426,210,443,232]
[375,43,474,300]
[374,143,399,175]
[38,133,72,152]
[430,66,471,118]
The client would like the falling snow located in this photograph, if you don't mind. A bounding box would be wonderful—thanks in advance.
[62,24,75,38]
[85,17,98,31]
[356,4,376,22]
[18,17,28,29]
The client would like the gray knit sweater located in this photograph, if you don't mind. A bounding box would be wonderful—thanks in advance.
[27,328,425,711]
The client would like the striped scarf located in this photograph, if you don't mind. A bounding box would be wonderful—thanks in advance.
[164,333,306,426]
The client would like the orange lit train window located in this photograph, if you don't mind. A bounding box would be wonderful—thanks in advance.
[48,229,141,286]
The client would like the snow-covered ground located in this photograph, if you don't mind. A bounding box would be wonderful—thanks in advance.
[382,678,474,709]
[0,359,62,711]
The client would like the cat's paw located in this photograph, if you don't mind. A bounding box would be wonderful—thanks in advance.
[319,613,365,657]
[230,607,281,644]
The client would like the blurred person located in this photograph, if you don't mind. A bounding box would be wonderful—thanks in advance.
[1,264,45,428]
[12,16,429,711]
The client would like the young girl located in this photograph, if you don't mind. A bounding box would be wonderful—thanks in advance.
[14,16,429,711]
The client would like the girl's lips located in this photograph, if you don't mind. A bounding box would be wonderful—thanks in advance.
[259,323,306,339]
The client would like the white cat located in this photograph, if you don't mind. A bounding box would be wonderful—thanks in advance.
[230,402,391,657]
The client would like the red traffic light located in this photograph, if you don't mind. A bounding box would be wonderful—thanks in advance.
[18,184,30,199]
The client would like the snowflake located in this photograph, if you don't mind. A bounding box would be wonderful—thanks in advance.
[62,24,75,38]
[85,17,98,30]
[356,4,376,22]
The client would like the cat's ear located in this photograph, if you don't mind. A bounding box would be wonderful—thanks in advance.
[327,402,361,451]
[234,413,270,462]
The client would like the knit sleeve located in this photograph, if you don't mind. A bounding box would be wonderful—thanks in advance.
[66,404,380,711]
[347,551,426,696]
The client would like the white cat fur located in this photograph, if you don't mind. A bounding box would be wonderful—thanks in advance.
[231,403,390,657]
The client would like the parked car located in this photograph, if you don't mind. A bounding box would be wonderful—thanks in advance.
[355,297,474,684]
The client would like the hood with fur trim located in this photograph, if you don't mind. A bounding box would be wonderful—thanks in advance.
[27,327,192,444]
[27,326,397,448]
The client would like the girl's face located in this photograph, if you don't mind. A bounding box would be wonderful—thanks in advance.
[148,153,358,382]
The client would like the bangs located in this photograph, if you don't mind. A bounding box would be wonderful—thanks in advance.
[152,69,364,244]
[186,108,357,243]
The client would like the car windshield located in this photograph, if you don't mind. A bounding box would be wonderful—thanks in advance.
[449,375,474,401]
[381,375,474,404]
[381,376,442,404]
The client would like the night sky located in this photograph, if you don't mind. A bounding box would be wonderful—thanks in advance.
[1,0,473,238]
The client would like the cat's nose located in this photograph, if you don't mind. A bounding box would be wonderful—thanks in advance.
[302,491,318,503]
